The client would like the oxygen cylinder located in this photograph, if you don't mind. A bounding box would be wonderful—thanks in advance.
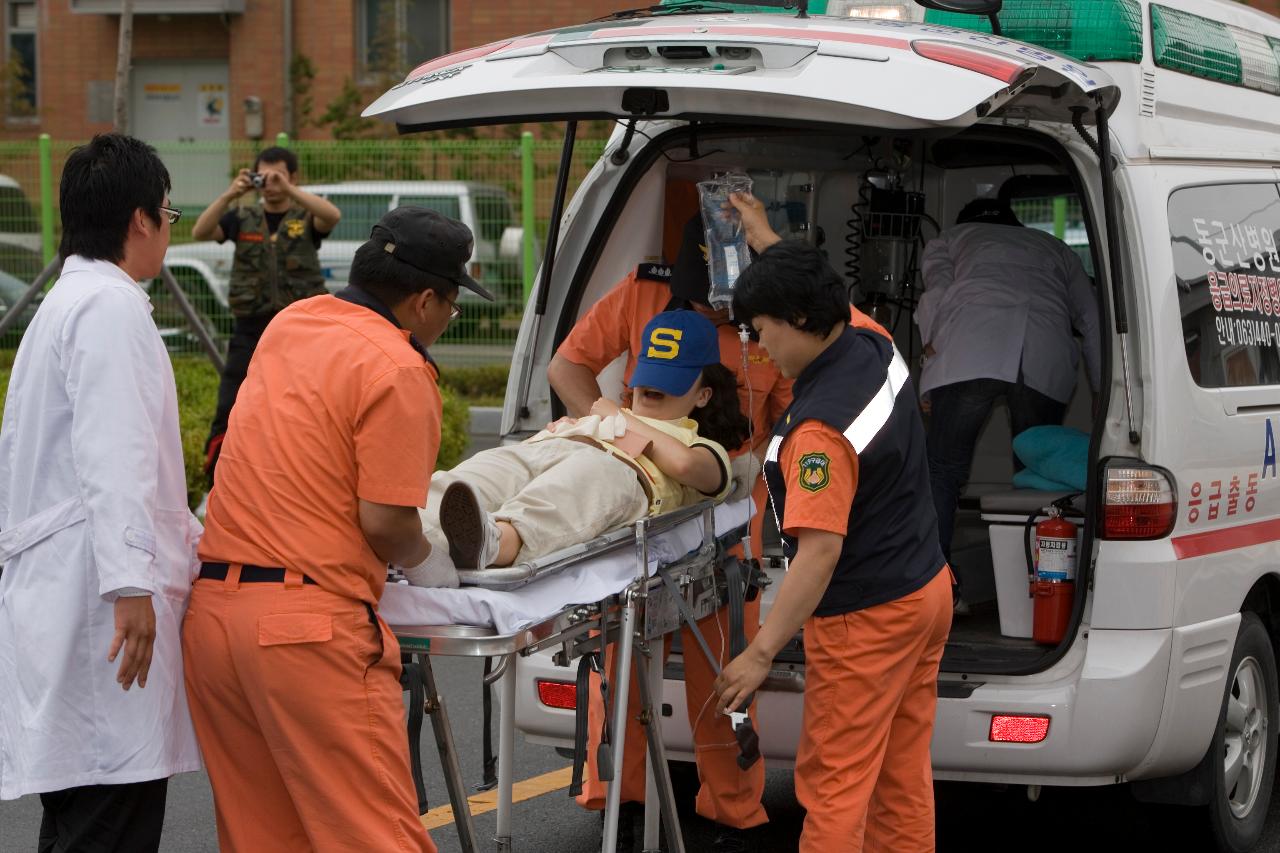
[1032,506,1077,645]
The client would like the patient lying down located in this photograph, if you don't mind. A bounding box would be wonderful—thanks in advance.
[407,311,749,584]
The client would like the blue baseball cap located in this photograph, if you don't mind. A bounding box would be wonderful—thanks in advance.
[629,310,721,396]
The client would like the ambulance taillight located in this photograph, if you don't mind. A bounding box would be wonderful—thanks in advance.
[989,715,1051,744]
[536,679,577,710]
[1100,463,1178,540]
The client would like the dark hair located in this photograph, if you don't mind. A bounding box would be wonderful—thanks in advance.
[730,240,849,338]
[58,133,171,263]
[254,146,298,174]
[349,238,456,307]
[689,362,751,451]
[956,198,1022,227]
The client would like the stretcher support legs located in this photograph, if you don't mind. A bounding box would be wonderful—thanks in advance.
[415,653,481,853]
[497,652,517,853]
[636,641,686,853]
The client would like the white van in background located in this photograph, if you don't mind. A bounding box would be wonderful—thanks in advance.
[160,180,526,334]
[365,1,1280,849]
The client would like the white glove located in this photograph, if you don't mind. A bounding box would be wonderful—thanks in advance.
[397,545,459,589]
[727,452,762,503]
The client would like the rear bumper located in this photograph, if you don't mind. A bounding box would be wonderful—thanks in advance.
[513,620,1236,784]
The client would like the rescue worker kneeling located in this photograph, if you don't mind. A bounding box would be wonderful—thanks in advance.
[407,310,748,582]
[183,207,493,852]
[714,230,953,853]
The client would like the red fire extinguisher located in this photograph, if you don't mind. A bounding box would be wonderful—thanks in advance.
[1033,505,1077,645]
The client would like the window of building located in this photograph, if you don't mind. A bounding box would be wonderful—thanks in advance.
[358,0,448,81]
[5,1,36,117]
[1169,181,1280,388]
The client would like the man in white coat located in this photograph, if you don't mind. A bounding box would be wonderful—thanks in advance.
[0,134,202,851]
[916,197,1100,582]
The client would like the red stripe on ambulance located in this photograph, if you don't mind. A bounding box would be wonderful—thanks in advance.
[1171,517,1280,559]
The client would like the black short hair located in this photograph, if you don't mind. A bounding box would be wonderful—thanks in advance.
[688,362,751,452]
[349,239,456,307]
[956,198,1022,227]
[58,133,171,263]
[254,146,298,174]
[730,240,848,338]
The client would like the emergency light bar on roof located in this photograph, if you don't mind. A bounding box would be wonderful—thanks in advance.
[920,0,1144,63]
[1151,5,1280,95]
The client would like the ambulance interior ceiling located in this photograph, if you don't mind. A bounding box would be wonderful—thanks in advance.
[580,126,1099,474]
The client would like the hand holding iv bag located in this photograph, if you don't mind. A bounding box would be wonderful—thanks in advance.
[697,173,754,310]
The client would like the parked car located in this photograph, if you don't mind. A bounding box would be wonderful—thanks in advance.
[0,174,41,256]
[0,243,46,344]
[160,180,527,335]
[366,0,1280,849]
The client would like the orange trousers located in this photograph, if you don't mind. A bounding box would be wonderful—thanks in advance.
[576,477,770,828]
[575,596,767,829]
[795,567,953,853]
[182,569,436,853]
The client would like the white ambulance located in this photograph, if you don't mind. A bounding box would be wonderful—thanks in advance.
[365,1,1280,848]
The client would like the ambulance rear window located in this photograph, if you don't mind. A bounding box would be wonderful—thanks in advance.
[1169,181,1280,388]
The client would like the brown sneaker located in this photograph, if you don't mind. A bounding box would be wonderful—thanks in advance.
[440,481,501,568]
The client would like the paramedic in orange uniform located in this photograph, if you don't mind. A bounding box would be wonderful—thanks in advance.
[549,214,783,848]
[551,212,892,849]
[714,206,953,853]
[182,207,493,852]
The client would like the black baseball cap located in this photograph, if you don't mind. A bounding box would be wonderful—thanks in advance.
[670,213,712,306]
[369,206,495,301]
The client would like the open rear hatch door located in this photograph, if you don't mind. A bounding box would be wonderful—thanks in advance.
[363,15,1120,132]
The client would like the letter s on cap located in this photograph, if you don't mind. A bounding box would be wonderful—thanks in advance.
[646,328,682,360]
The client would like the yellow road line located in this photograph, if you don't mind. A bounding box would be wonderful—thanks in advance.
[420,765,575,830]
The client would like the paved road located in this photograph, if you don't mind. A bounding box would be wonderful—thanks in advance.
[3,650,1279,851]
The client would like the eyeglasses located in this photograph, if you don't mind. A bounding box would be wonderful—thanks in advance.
[158,206,182,225]
[440,292,461,321]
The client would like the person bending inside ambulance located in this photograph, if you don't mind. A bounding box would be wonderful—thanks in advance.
[417,310,746,578]
[714,239,954,853]
[548,213,788,847]
[183,207,493,852]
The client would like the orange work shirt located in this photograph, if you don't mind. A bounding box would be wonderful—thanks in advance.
[557,271,792,456]
[199,295,441,604]
[777,421,859,539]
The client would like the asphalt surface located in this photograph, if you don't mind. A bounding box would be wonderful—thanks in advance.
[3,650,1279,852]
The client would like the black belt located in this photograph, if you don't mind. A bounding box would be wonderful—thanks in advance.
[198,562,318,585]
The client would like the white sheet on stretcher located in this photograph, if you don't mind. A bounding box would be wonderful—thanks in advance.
[380,500,752,636]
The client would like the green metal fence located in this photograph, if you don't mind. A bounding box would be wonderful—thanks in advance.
[0,133,607,367]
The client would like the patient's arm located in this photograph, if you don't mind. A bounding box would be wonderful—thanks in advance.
[591,399,724,494]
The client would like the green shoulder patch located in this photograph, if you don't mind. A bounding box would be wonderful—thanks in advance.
[797,451,831,493]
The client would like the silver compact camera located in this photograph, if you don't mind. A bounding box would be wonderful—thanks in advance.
[249,172,266,189]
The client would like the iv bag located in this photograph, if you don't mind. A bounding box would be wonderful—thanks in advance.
[696,173,754,311]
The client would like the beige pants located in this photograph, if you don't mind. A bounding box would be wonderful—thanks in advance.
[422,439,650,564]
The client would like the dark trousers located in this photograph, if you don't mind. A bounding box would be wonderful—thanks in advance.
[205,314,273,481]
[38,778,168,853]
[925,377,1068,560]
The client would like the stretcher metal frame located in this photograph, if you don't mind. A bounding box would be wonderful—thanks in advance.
[393,500,747,853]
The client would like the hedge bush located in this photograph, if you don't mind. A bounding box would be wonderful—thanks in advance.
[437,363,510,407]
[1,352,472,511]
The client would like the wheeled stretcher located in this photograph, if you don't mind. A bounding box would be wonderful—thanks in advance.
[383,499,756,853]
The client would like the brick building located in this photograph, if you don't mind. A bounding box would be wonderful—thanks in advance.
[0,0,637,146]
[3,0,1279,147]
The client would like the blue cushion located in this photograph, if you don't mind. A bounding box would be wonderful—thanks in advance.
[1012,468,1076,492]
[1012,426,1089,490]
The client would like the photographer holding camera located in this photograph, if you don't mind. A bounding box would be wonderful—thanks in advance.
[192,146,341,483]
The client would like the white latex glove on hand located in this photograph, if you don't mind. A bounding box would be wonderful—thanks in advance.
[727,452,762,503]
[398,544,459,589]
